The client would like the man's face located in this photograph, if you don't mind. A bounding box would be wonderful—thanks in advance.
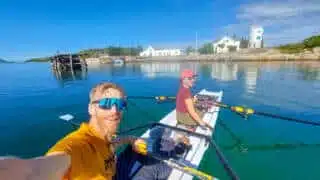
[184,76,196,88]
[89,88,124,136]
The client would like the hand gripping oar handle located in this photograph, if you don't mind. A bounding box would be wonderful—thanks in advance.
[152,123,239,180]
[58,116,237,180]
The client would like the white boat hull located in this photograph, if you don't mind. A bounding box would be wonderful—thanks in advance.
[140,89,223,180]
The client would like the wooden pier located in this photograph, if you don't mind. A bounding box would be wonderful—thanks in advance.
[51,54,87,72]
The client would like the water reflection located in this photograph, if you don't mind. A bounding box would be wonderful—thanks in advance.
[296,64,320,81]
[61,61,320,98]
[211,62,238,81]
[52,69,88,86]
[138,62,240,82]
[244,66,259,94]
[139,63,198,78]
[140,63,181,78]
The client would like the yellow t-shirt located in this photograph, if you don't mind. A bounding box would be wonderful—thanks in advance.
[46,123,116,180]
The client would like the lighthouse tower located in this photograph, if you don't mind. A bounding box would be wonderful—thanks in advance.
[249,25,264,48]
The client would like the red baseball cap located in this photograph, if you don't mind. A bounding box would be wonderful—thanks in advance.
[180,69,197,79]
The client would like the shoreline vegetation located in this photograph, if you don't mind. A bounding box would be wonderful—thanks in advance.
[24,35,320,63]
[0,58,14,63]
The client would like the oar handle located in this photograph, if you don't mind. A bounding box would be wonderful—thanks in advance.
[148,152,216,180]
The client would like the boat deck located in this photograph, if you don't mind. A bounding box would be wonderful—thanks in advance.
[140,89,223,180]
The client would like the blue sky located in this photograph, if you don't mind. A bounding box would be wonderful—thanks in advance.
[1,0,319,61]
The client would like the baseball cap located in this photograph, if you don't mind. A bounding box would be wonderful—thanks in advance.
[180,69,197,79]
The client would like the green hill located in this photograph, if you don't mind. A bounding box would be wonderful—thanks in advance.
[25,45,143,62]
[25,57,51,63]
[277,35,320,53]
[0,58,12,63]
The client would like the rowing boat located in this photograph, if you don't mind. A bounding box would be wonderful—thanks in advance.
[119,89,223,179]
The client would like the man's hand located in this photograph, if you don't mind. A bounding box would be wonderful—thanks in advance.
[204,122,213,130]
[133,139,147,155]
[193,96,198,103]
[199,121,213,130]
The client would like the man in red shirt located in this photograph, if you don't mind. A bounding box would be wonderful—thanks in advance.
[175,69,211,144]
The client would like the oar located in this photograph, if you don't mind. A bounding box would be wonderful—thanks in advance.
[126,95,176,103]
[58,116,238,180]
[59,114,79,127]
[128,95,320,127]
[116,135,217,180]
[147,152,217,180]
[223,142,320,152]
[149,123,240,180]
[212,101,320,127]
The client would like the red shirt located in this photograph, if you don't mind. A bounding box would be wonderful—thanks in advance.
[176,86,192,113]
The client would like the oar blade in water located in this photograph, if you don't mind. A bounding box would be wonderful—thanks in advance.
[59,114,74,121]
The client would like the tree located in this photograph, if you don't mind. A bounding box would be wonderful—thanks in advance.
[227,45,237,52]
[240,37,249,48]
[232,34,237,40]
[218,44,225,49]
[185,46,195,55]
[198,43,214,54]
[303,35,320,48]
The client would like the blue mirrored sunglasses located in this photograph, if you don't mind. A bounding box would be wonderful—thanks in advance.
[92,98,127,111]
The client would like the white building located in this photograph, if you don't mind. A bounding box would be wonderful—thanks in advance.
[249,25,264,48]
[212,36,240,54]
[139,46,182,57]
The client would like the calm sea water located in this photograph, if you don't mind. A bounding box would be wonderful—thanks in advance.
[0,61,320,180]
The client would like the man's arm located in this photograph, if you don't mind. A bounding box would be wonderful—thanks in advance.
[111,135,137,149]
[185,98,205,126]
[0,154,70,180]
[111,136,147,155]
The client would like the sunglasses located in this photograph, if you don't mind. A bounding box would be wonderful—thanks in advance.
[92,98,127,111]
[186,76,197,80]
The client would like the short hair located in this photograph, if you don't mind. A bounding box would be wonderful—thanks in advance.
[89,82,125,103]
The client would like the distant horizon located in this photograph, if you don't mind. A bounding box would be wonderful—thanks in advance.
[1,0,319,61]
[0,33,318,63]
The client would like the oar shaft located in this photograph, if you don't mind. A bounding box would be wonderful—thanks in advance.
[214,102,320,127]
[117,123,155,134]
[254,111,320,126]
[210,139,240,180]
[127,96,176,99]
[148,152,215,180]
[126,96,156,99]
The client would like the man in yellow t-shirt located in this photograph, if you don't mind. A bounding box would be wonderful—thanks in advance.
[46,82,147,180]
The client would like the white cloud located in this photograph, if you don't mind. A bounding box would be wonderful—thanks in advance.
[238,1,320,20]
[222,0,320,46]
